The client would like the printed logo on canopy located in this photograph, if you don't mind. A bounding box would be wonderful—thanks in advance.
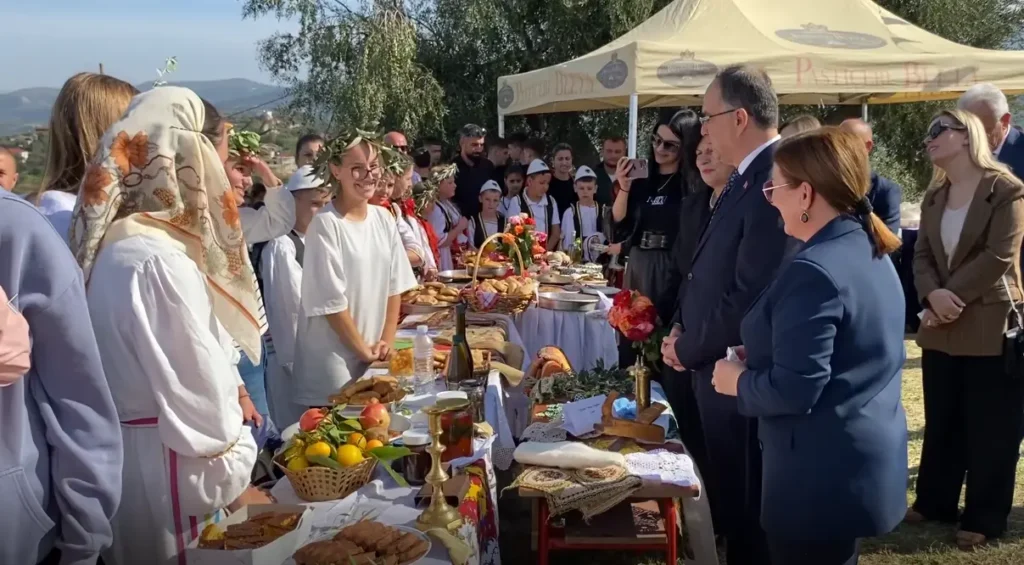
[776,23,888,49]
[657,51,718,88]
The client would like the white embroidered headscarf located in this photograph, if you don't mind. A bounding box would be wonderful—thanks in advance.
[69,86,261,362]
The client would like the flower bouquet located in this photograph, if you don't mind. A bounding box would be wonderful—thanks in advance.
[608,289,669,409]
[608,290,669,366]
[498,213,545,272]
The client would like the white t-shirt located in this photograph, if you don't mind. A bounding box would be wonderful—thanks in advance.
[294,204,417,405]
[506,193,560,235]
[560,204,603,251]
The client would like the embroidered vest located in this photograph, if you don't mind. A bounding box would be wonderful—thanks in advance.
[518,192,553,234]
[472,214,507,248]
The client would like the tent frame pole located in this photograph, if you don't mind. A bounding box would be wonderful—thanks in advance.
[498,114,505,138]
[861,102,869,121]
[628,94,639,158]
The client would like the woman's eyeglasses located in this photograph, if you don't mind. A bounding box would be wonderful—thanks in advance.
[651,135,681,152]
[350,165,382,181]
[925,121,966,143]
[762,180,793,203]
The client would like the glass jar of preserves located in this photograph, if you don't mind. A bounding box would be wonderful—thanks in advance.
[437,398,473,462]
[400,430,431,486]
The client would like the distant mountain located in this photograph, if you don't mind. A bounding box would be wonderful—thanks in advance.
[0,78,289,135]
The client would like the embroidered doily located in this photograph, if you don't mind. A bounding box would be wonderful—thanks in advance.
[623,449,700,491]
[521,420,568,443]
[508,465,642,520]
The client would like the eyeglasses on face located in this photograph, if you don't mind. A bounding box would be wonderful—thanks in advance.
[699,108,739,125]
[651,135,681,152]
[762,179,793,203]
[924,121,966,143]
[350,165,382,181]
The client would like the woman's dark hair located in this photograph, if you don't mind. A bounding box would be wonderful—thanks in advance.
[295,133,325,158]
[201,98,224,147]
[650,109,704,196]
[504,163,525,178]
[551,142,572,157]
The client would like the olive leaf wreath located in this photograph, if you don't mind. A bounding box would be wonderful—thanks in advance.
[311,128,386,189]
[411,163,458,215]
[227,128,262,158]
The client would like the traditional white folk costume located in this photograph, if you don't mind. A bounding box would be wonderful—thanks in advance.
[428,199,467,271]
[69,87,260,565]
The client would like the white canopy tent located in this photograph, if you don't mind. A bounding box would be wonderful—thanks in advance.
[496,0,1024,156]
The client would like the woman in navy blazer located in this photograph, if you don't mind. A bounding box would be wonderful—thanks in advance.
[712,127,908,565]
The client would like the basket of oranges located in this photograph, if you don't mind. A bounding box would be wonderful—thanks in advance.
[275,405,410,502]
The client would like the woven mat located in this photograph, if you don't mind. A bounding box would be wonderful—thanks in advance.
[509,465,642,521]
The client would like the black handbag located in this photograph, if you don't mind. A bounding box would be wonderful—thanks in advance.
[1001,275,1024,379]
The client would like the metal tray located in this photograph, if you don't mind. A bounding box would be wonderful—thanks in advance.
[439,267,504,282]
[582,285,621,296]
[538,291,600,312]
[536,273,575,285]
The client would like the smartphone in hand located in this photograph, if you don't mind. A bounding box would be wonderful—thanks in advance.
[626,158,648,179]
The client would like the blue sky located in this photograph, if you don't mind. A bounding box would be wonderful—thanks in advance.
[0,0,296,91]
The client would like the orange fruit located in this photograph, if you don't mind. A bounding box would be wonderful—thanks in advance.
[365,439,385,451]
[347,433,367,450]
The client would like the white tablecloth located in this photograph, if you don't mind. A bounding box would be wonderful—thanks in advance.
[514,305,617,372]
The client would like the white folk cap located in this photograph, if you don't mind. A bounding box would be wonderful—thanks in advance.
[479,180,502,194]
[285,165,327,192]
[574,165,597,182]
[526,159,550,176]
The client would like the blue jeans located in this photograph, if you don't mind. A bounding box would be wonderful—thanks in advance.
[238,343,280,449]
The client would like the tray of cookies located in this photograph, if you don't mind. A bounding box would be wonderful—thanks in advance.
[187,504,313,565]
[400,282,459,313]
[291,520,431,565]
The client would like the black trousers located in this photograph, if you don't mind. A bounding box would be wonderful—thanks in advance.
[693,368,770,565]
[767,537,859,565]
[914,350,1024,537]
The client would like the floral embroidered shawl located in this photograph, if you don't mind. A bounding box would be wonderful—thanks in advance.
[69,86,262,362]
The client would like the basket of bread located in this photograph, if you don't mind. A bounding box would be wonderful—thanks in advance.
[462,232,538,314]
[400,282,459,313]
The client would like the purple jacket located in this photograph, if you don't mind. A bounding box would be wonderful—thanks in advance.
[0,192,122,565]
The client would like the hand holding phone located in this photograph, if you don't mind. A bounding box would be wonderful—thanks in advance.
[626,158,649,180]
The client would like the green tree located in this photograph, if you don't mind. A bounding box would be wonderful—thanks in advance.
[243,0,446,139]
[246,0,1024,197]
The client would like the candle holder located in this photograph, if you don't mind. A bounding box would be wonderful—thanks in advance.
[416,404,463,532]
[629,358,651,410]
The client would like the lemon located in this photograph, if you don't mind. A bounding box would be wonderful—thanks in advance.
[304,441,332,459]
[347,433,367,450]
[335,444,366,467]
[287,456,310,472]
[365,439,385,451]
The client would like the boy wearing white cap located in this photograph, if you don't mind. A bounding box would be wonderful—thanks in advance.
[258,166,332,428]
[468,180,507,249]
[506,159,560,251]
[560,165,618,262]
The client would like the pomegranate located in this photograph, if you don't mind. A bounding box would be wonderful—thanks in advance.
[299,408,326,432]
[359,403,390,430]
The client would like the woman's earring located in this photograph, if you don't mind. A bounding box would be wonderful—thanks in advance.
[800,210,810,223]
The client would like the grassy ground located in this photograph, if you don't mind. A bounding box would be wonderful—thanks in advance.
[498,341,1024,564]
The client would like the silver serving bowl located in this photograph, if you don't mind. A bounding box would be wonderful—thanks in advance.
[538,291,600,312]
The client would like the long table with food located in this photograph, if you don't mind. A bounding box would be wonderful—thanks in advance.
[187,243,719,565]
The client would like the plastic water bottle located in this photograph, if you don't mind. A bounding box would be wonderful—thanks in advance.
[413,325,435,394]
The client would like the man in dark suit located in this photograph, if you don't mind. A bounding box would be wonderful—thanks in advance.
[840,118,902,235]
[959,84,1024,179]
[662,65,789,565]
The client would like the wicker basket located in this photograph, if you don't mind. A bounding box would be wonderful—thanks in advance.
[274,455,377,502]
[461,233,535,315]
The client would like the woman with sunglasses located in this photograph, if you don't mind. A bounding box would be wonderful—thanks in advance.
[612,110,703,319]
[293,135,417,408]
[711,127,906,565]
[909,110,1024,549]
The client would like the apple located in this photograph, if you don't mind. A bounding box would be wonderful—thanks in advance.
[359,403,390,430]
[299,408,326,432]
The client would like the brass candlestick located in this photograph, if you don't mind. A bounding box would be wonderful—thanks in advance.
[629,358,651,410]
[416,404,463,532]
